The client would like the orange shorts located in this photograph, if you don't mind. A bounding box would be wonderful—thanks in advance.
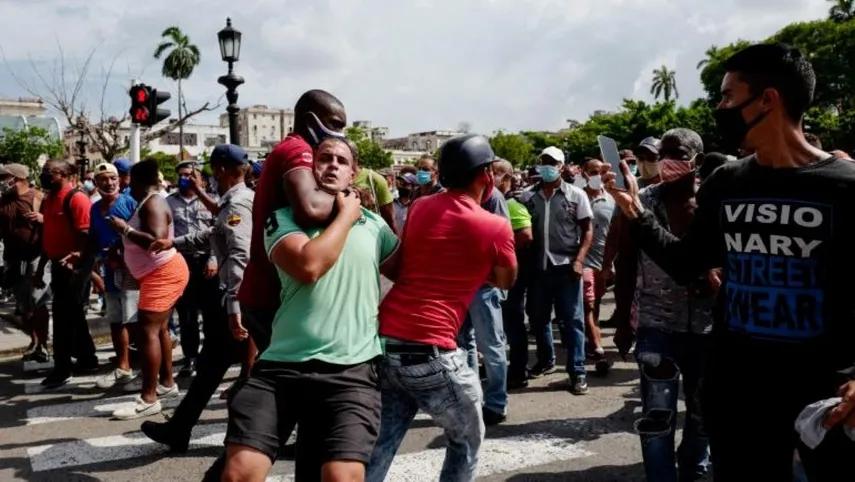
[137,254,190,313]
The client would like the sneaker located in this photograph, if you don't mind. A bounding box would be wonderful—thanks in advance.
[21,341,37,361]
[96,368,136,389]
[41,370,72,389]
[528,363,557,378]
[157,383,180,399]
[28,348,50,364]
[482,407,507,426]
[507,376,529,390]
[123,378,143,393]
[141,420,189,453]
[112,396,162,420]
[569,376,589,395]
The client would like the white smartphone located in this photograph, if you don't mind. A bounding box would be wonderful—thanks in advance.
[597,135,625,190]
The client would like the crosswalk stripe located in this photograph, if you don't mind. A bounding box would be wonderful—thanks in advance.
[265,433,593,482]
[15,365,239,395]
[27,412,437,473]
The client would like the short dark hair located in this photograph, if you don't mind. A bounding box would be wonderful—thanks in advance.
[443,164,489,190]
[804,132,822,149]
[294,89,343,119]
[131,159,161,187]
[46,159,75,177]
[723,43,815,121]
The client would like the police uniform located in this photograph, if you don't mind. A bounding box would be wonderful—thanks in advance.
[140,144,254,451]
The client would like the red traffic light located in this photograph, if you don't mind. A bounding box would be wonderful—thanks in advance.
[135,89,148,103]
[132,107,149,122]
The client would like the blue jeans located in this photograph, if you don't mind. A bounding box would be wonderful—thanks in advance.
[528,267,586,378]
[367,344,485,482]
[457,286,508,415]
[634,327,710,482]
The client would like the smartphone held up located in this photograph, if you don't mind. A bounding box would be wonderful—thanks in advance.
[597,135,626,191]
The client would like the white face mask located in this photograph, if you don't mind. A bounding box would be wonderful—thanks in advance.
[587,175,603,190]
[573,177,587,189]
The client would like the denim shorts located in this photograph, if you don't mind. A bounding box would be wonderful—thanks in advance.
[104,290,140,324]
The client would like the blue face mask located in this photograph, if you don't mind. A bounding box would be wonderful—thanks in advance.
[416,170,433,185]
[629,164,639,176]
[538,165,561,183]
[306,111,345,147]
[178,177,193,191]
[83,180,95,192]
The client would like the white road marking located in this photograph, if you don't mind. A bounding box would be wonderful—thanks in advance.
[265,434,593,482]
[28,422,228,472]
[26,412,435,472]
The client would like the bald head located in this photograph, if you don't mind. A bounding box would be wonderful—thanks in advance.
[492,159,513,177]
[294,89,347,143]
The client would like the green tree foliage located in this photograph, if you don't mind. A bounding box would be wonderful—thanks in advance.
[345,127,394,170]
[489,131,533,166]
[148,151,180,182]
[0,127,65,173]
[154,26,202,160]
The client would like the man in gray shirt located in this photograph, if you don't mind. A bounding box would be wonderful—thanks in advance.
[520,146,593,394]
[580,158,615,358]
[166,161,219,376]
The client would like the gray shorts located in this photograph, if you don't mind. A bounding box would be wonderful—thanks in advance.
[14,258,51,313]
[105,290,140,325]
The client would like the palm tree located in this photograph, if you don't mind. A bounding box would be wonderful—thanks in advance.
[650,66,678,102]
[154,26,201,160]
[829,0,855,22]
[696,46,720,71]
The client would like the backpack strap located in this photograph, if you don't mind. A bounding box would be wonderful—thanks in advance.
[62,187,84,232]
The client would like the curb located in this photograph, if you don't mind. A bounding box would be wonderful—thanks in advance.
[0,312,114,360]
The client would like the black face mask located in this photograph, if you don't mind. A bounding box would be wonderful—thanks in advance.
[398,187,411,198]
[39,173,55,190]
[713,94,768,151]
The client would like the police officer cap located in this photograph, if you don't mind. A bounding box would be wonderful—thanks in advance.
[210,144,249,166]
[438,134,495,185]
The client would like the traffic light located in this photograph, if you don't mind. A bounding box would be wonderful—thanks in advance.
[128,84,171,127]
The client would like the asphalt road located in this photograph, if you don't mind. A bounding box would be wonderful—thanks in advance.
[0,295,666,482]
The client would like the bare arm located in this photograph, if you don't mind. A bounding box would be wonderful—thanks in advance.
[284,169,336,228]
[513,226,533,247]
[574,217,593,266]
[127,197,169,249]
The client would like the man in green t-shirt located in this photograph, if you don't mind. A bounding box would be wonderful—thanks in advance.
[222,137,399,482]
[493,159,535,388]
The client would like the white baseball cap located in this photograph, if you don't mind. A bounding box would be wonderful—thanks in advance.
[539,146,565,164]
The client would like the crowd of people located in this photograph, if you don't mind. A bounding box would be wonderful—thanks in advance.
[2,42,855,482]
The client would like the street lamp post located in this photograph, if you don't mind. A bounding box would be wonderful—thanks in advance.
[217,17,244,146]
[75,117,88,179]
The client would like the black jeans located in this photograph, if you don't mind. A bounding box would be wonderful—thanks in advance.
[50,261,96,373]
[174,255,220,360]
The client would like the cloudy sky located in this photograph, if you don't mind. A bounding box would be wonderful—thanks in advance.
[0,0,831,137]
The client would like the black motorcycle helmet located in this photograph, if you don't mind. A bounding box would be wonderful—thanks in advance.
[438,134,496,188]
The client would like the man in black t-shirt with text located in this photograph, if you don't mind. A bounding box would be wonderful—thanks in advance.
[604,43,855,481]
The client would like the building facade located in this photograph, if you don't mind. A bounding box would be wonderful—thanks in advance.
[0,97,47,117]
[382,130,460,153]
[220,105,295,156]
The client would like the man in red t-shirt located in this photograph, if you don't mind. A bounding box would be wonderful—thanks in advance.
[366,134,517,482]
[34,160,97,389]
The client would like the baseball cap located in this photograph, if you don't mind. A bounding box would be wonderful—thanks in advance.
[398,173,417,184]
[210,144,249,166]
[113,158,132,174]
[93,162,119,177]
[636,137,660,156]
[0,163,30,179]
[176,161,198,171]
[251,160,264,176]
[539,146,565,163]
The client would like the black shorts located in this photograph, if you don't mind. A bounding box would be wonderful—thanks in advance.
[225,358,381,473]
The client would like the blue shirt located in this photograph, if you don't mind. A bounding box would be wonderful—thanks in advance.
[90,194,137,293]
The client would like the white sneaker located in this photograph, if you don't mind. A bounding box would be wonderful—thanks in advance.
[157,383,180,399]
[112,396,162,420]
[123,378,143,393]
[96,369,136,389]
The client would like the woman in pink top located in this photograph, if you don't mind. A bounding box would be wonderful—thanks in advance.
[109,159,189,420]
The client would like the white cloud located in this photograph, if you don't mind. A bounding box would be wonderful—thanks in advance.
[0,0,832,136]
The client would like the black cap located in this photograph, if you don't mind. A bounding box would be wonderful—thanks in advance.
[438,134,495,185]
